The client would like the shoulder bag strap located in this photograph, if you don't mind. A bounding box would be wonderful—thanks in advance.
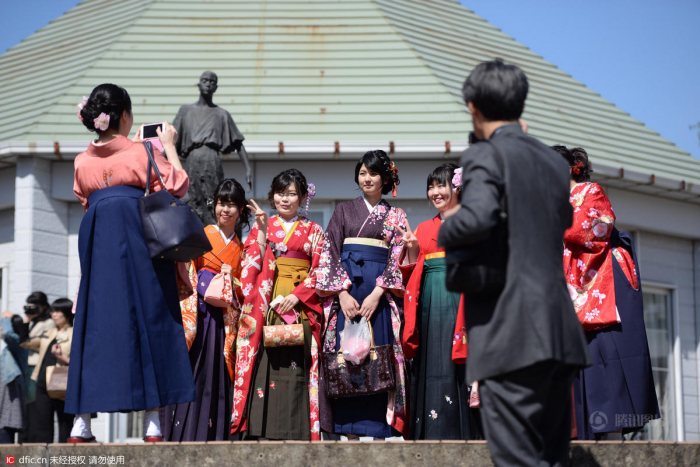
[143,141,166,195]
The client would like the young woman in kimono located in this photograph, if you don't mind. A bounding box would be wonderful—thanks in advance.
[556,146,659,439]
[400,162,482,440]
[230,169,325,440]
[68,84,194,442]
[316,150,409,439]
[161,178,248,441]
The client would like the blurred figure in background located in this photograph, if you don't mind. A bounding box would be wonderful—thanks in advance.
[25,298,74,443]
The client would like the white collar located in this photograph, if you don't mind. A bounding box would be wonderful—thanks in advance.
[213,224,236,245]
[278,215,299,232]
[363,197,380,213]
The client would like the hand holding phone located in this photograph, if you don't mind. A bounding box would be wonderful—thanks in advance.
[139,122,165,151]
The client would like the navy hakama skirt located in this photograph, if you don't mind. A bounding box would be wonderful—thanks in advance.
[573,231,660,438]
[161,270,230,441]
[65,185,195,414]
[331,243,395,438]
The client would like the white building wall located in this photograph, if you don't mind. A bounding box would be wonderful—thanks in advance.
[638,231,698,441]
[11,157,71,311]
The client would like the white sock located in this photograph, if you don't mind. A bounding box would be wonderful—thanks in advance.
[70,413,92,438]
[143,409,162,437]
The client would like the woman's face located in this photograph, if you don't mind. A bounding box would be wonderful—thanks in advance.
[273,182,301,219]
[427,181,458,212]
[357,164,383,197]
[215,200,240,230]
[51,310,68,328]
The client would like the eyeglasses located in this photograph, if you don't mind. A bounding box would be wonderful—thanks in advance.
[23,305,39,313]
[275,192,298,199]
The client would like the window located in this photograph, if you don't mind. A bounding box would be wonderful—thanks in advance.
[632,288,676,440]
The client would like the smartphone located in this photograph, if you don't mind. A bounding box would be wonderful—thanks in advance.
[141,122,163,139]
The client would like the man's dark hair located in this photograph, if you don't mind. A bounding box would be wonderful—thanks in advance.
[462,59,529,121]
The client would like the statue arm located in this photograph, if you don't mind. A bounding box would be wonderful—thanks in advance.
[238,144,253,190]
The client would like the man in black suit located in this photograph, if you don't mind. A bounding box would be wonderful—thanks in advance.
[439,60,589,466]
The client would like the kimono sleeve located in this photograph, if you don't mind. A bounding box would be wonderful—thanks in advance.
[376,207,407,292]
[564,183,615,254]
[316,204,351,293]
[292,222,325,313]
[148,146,189,198]
[239,223,265,298]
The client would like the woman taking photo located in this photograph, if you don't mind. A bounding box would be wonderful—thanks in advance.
[67,83,195,442]
[401,162,481,440]
[316,150,408,439]
[162,178,248,441]
[556,145,659,439]
[231,169,325,440]
[26,299,74,443]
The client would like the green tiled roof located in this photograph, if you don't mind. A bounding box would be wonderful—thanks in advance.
[1,0,699,185]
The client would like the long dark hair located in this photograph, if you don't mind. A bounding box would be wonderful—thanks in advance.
[79,83,132,134]
[552,145,592,183]
[354,150,399,196]
[211,178,250,238]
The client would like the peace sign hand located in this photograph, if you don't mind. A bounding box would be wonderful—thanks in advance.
[246,199,268,231]
[398,223,418,251]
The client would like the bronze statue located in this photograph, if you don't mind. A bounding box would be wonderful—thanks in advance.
[174,71,252,224]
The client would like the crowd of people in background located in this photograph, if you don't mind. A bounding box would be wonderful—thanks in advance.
[0,60,660,466]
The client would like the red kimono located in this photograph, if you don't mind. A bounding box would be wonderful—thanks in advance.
[564,182,636,329]
[230,216,325,439]
[400,215,467,363]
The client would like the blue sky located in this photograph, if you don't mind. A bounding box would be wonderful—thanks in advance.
[2,0,699,158]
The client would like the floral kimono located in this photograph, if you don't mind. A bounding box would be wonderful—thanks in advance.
[163,224,243,441]
[230,216,325,440]
[316,196,409,437]
[564,182,634,329]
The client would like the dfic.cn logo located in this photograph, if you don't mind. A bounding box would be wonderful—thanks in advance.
[5,455,16,464]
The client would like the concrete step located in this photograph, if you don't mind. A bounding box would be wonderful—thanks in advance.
[3,441,699,467]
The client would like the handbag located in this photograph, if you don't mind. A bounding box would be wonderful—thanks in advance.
[202,272,235,308]
[445,141,508,295]
[139,141,212,261]
[263,306,305,348]
[46,365,68,400]
[323,318,395,398]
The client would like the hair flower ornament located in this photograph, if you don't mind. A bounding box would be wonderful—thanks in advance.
[93,112,110,132]
[303,182,317,213]
[389,161,399,197]
[76,96,88,122]
[572,160,585,176]
[452,167,463,190]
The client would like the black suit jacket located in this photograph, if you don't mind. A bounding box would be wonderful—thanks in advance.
[439,124,589,382]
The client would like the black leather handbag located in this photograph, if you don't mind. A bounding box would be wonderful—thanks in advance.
[139,142,212,261]
[445,141,508,295]
[322,313,395,399]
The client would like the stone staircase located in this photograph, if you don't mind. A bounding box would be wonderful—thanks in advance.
[3,441,700,467]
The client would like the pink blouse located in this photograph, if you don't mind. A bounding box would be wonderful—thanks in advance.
[73,135,189,208]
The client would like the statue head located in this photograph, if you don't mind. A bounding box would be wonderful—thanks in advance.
[198,71,218,98]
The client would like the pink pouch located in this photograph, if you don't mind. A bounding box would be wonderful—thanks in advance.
[270,295,299,325]
[203,272,234,308]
